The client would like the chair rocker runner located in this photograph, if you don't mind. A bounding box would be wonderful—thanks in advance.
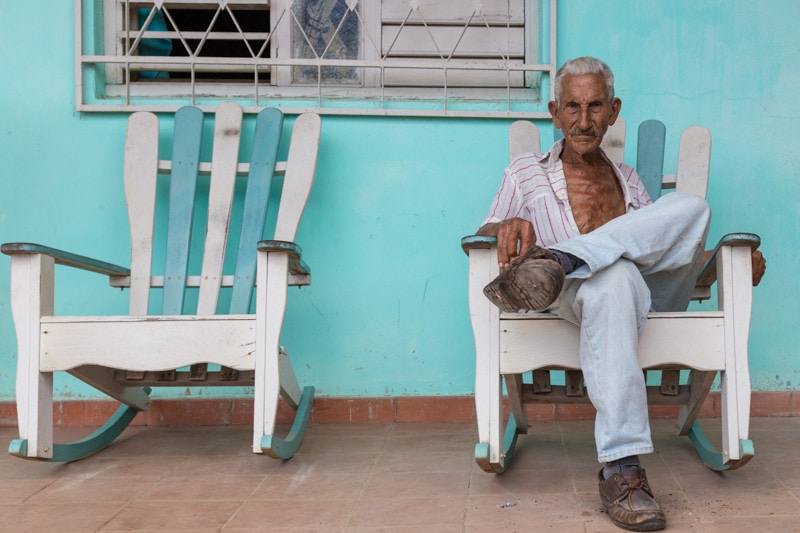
[3,102,321,461]
[462,118,761,474]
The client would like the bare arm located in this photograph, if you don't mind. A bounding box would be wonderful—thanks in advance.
[477,217,536,269]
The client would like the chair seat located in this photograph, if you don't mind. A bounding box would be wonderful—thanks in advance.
[40,314,256,372]
[465,118,759,474]
[499,311,725,374]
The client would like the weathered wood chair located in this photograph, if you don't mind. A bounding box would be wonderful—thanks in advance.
[462,117,761,473]
[3,102,320,461]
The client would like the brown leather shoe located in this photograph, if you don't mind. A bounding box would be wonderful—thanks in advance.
[598,468,666,531]
[483,246,565,313]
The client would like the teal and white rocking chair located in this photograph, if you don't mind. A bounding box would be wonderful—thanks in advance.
[3,102,320,461]
[463,117,761,474]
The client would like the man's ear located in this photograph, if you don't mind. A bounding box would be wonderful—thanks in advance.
[548,100,562,129]
[608,97,622,125]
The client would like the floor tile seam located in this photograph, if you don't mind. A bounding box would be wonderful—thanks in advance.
[459,472,475,532]
[91,455,213,531]
[341,426,392,531]
[17,474,65,505]
[462,514,605,529]
[93,494,142,533]
[568,465,600,520]
[207,463,285,533]
[219,496,264,532]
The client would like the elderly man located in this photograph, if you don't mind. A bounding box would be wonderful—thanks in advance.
[477,56,765,531]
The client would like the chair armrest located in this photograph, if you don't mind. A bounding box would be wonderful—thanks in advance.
[1,242,130,277]
[257,240,310,277]
[462,232,761,291]
[462,235,497,255]
[696,233,761,289]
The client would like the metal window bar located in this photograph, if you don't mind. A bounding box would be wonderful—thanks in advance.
[76,0,557,118]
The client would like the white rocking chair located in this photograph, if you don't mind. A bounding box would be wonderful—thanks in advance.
[3,102,321,461]
[463,118,760,473]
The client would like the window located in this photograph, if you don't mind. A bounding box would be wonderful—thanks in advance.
[77,0,557,118]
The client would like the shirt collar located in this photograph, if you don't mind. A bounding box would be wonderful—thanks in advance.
[543,138,635,210]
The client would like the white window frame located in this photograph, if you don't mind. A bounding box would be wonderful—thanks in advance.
[76,0,557,118]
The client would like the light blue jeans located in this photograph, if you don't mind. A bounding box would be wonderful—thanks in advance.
[548,192,711,463]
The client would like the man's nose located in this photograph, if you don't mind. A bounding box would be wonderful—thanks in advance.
[577,108,591,129]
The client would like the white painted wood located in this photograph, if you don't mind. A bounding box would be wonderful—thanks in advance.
[274,113,321,242]
[472,118,755,471]
[39,316,257,372]
[383,63,526,88]
[468,247,503,467]
[382,26,524,58]
[676,370,716,435]
[197,101,243,315]
[509,120,540,159]
[499,313,725,374]
[600,116,626,164]
[108,272,311,289]
[253,250,290,453]
[68,366,151,410]
[382,0,525,23]
[5,104,321,460]
[278,348,301,410]
[676,126,711,197]
[124,111,160,315]
[9,254,55,458]
[718,245,753,462]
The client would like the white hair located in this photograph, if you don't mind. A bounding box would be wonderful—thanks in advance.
[553,56,615,103]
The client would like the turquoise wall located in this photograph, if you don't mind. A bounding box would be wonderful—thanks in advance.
[1,1,798,401]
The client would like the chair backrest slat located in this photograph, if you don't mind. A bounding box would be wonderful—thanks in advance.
[228,107,284,314]
[509,120,540,159]
[163,106,204,315]
[274,113,322,242]
[636,119,667,200]
[124,112,160,316]
[599,116,626,163]
[197,102,243,315]
[676,126,711,198]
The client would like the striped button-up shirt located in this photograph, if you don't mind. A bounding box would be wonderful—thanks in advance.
[482,139,653,248]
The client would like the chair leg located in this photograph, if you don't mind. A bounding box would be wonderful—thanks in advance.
[10,393,148,462]
[676,370,716,435]
[261,385,315,459]
[505,373,528,434]
[687,421,754,471]
[475,412,520,474]
[260,347,314,459]
[684,245,755,471]
[254,251,311,459]
[9,254,55,459]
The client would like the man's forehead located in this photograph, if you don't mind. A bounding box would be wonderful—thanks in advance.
[560,74,609,100]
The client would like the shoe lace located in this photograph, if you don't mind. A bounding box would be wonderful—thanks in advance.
[613,474,654,504]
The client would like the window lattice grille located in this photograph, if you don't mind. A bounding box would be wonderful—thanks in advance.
[77,0,557,117]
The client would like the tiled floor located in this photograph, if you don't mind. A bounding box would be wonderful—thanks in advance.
[0,417,799,532]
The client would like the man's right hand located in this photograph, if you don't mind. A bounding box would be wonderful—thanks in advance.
[477,217,536,269]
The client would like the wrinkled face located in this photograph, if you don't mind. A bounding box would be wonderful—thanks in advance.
[548,73,621,157]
